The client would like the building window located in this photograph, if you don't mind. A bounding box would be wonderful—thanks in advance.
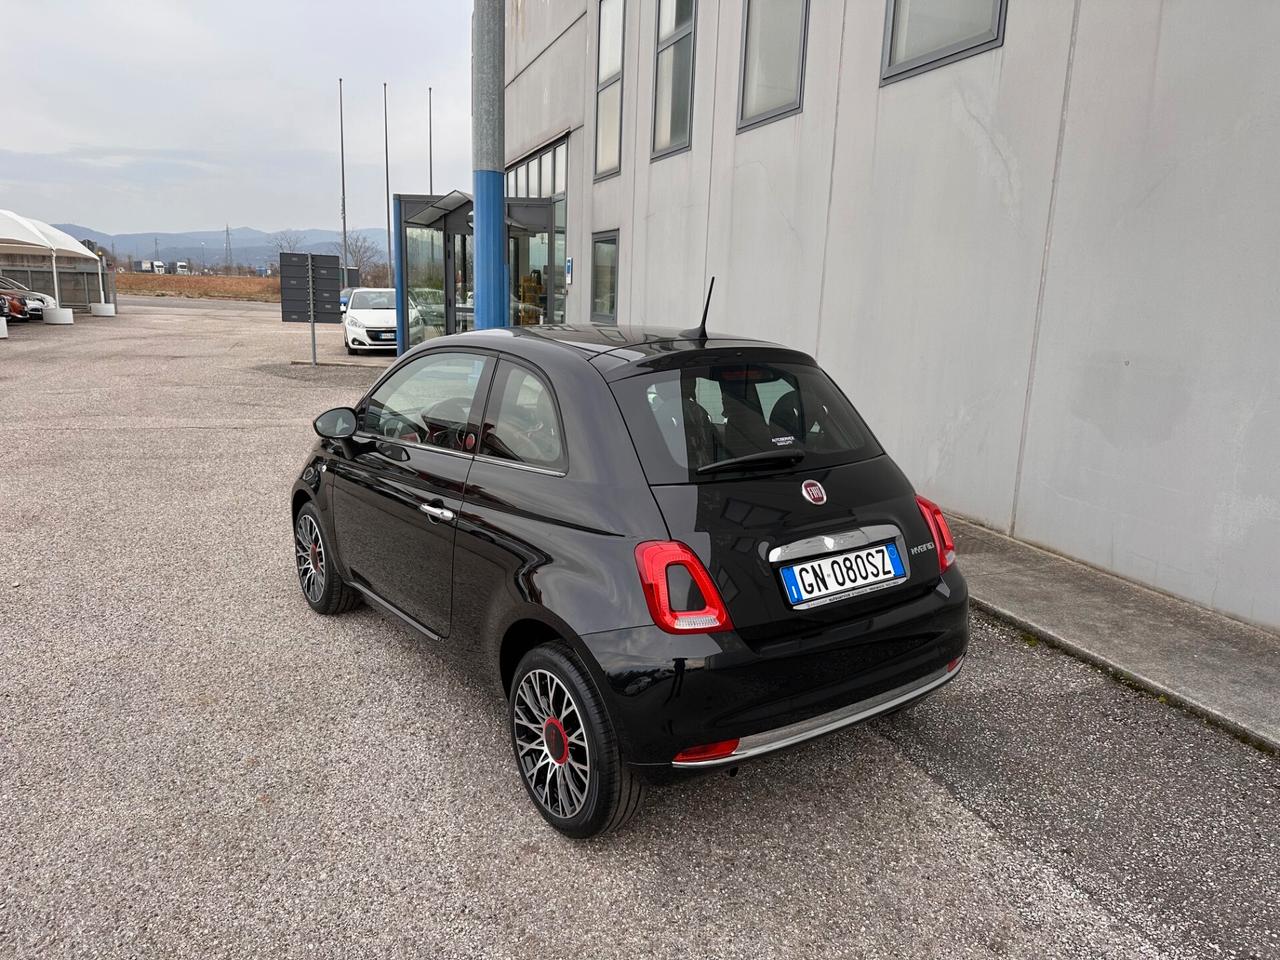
[554,142,567,193]
[738,0,809,131]
[592,232,619,323]
[880,0,1007,85]
[652,0,695,158]
[596,0,625,177]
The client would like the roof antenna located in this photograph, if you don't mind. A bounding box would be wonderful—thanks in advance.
[681,276,715,340]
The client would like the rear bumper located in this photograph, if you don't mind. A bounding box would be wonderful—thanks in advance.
[579,567,969,767]
[671,656,962,768]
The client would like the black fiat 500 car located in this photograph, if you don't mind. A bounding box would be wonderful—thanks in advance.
[291,325,967,837]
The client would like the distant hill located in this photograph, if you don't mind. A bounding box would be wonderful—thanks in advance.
[54,224,388,270]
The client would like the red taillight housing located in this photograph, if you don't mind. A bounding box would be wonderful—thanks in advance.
[634,540,733,634]
[915,495,956,574]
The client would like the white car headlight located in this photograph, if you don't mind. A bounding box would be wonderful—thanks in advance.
[346,315,365,329]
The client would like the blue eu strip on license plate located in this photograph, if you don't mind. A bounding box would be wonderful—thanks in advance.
[781,542,905,608]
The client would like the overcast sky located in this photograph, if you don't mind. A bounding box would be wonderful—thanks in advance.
[0,0,473,235]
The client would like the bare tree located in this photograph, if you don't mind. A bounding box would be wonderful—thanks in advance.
[271,229,306,256]
[328,233,387,285]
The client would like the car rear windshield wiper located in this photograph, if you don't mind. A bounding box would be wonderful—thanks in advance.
[696,449,806,475]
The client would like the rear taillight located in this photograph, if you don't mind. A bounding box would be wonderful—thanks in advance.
[634,540,733,634]
[915,495,956,574]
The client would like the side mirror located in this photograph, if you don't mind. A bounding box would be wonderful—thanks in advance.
[313,406,358,439]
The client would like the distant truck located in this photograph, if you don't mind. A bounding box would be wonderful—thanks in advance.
[167,261,190,275]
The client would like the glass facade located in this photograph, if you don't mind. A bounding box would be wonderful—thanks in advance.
[505,138,570,325]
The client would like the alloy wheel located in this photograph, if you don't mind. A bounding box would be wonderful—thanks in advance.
[294,513,326,603]
[513,668,591,819]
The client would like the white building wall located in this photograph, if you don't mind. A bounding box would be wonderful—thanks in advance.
[505,0,1280,630]
[1013,0,1280,626]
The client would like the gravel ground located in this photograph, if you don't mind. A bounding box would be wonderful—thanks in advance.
[1,301,1276,959]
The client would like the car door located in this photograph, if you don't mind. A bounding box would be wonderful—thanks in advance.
[449,357,577,647]
[329,350,493,638]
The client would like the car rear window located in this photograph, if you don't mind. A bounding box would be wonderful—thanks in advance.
[611,358,883,484]
[349,290,394,310]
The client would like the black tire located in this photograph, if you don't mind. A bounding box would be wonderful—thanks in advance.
[509,643,645,838]
[345,338,357,356]
[293,502,360,615]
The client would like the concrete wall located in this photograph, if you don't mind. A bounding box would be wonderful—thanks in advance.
[505,0,1280,629]
[0,255,117,310]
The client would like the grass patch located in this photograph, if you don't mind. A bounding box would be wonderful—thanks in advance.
[117,274,280,302]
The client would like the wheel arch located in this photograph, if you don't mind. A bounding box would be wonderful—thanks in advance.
[291,487,313,521]
[498,618,563,698]
[495,611,606,702]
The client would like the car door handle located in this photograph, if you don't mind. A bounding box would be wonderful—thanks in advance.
[419,503,455,523]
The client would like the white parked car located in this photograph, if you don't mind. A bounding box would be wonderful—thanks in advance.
[0,277,54,319]
[342,288,397,355]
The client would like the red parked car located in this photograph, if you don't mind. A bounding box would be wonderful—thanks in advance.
[0,291,31,320]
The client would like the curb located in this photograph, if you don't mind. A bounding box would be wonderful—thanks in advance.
[970,595,1278,755]
[288,359,387,369]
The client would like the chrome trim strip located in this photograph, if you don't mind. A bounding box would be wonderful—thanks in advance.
[354,431,474,462]
[671,658,963,769]
[768,523,903,564]
[471,453,566,477]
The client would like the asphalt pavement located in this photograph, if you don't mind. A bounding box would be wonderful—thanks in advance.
[1,301,1276,959]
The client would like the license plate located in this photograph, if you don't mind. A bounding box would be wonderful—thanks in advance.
[373,330,395,340]
[780,542,906,608]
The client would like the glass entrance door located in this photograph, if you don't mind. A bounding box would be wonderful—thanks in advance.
[449,232,475,333]
[399,194,559,348]
[405,223,446,347]
[506,199,555,326]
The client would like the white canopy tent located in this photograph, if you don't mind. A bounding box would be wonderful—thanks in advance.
[0,210,114,325]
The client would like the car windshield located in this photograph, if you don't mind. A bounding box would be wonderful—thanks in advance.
[611,357,882,484]
[349,290,395,310]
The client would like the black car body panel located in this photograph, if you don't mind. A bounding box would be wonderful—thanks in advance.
[580,567,966,766]
[292,324,968,773]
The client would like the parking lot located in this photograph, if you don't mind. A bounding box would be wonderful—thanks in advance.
[2,300,1277,959]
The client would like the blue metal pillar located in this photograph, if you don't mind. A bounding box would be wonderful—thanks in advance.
[473,0,506,330]
[393,195,408,354]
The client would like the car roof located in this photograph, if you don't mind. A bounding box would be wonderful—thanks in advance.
[460,322,768,355]
[416,323,813,380]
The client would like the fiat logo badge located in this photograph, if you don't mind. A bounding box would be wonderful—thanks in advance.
[801,480,827,505]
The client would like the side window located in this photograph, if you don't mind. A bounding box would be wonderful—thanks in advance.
[362,352,488,452]
[480,362,566,471]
